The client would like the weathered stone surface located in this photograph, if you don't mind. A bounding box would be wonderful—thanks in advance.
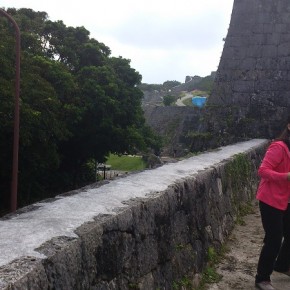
[143,106,204,155]
[208,0,290,141]
[0,257,48,290]
[0,139,268,289]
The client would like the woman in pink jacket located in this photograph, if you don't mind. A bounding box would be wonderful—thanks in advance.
[255,120,290,290]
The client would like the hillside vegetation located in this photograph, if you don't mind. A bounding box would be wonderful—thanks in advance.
[0,8,160,215]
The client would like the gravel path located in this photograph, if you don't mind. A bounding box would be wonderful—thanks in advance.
[175,93,192,106]
[206,201,290,290]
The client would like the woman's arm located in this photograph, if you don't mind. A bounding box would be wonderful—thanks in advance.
[258,142,288,181]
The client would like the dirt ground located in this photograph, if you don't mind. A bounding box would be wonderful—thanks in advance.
[206,201,290,290]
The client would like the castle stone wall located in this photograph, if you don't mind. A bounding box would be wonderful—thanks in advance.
[209,0,290,139]
[0,139,267,290]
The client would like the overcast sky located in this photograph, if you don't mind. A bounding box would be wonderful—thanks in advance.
[1,0,234,84]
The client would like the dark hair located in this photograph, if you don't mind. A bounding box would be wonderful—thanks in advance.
[275,117,290,149]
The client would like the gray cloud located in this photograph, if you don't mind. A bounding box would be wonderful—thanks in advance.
[1,0,233,83]
[107,11,228,50]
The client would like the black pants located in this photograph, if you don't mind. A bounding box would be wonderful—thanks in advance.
[256,201,290,283]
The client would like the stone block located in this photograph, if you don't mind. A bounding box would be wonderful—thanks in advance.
[0,140,266,289]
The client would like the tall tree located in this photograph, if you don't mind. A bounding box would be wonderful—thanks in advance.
[0,8,161,213]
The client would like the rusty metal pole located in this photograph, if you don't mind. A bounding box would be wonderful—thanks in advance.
[0,9,20,212]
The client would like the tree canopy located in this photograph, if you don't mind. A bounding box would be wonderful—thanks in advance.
[0,8,160,214]
[163,95,176,106]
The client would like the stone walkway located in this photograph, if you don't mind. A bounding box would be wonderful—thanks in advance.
[207,201,290,290]
[175,93,192,106]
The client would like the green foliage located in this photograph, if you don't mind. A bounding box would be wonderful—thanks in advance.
[207,246,219,263]
[105,154,146,171]
[172,276,192,289]
[185,131,211,139]
[128,283,139,289]
[194,246,226,290]
[137,80,181,93]
[236,202,255,225]
[137,83,163,91]
[181,98,193,107]
[175,243,186,250]
[224,153,253,226]
[226,153,252,196]
[202,267,222,284]
[162,80,181,90]
[0,7,160,214]
[175,74,214,93]
[163,95,176,106]
[194,75,214,92]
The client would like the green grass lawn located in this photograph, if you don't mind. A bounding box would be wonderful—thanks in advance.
[106,154,146,171]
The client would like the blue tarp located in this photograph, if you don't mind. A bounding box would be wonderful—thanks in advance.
[192,96,207,108]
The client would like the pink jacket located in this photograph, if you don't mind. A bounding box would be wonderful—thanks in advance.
[256,141,290,210]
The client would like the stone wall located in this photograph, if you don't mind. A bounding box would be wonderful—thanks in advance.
[208,0,290,139]
[170,76,202,94]
[144,1,290,153]
[0,139,267,290]
[143,106,205,156]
